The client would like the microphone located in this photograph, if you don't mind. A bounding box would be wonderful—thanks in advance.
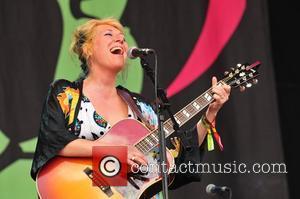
[127,47,155,59]
[206,184,230,195]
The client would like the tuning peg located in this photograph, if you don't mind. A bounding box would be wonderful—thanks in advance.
[239,71,246,77]
[239,86,246,92]
[224,71,229,76]
[252,79,258,84]
[246,82,252,88]
[234,69,240,74]
[237,63,242,67]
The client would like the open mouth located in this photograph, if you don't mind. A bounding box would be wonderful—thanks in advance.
[110,46,124,55]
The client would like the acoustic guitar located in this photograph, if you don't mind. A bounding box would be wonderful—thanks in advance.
[36,62,260,199]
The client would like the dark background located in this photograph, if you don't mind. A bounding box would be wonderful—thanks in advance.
[0,0,297,198]
[268,1,300,199]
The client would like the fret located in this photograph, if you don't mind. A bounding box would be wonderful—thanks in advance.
[196,98,208,108]
[197,95,209,105]
[163,126,169,134]
[140,142,149,153]
[146,134,155,145]
[135,144,142,152]
[139,141,149,153]
[182,110,190,118]
[167,120,174,129]
[186,106,195,115]
[189,103,198,113]
[151,133,159,142]
[135,142,147,153]
[161,120,173,137]
[204,92,212,101]
[141,139,151,151]
[164,120,173,131]
[192,101,201,110]
[186,105,196,116]
[146,136,156,147]
[178,112,186,119]
[177,112,187,123]
[174,116,181,125]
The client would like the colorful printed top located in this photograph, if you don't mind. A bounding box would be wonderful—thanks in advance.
[74,94,135,140]
[31,78,203,189]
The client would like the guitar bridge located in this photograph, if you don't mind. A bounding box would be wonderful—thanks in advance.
[83,167,113,197]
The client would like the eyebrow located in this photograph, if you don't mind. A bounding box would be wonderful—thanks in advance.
[104,29,124,35]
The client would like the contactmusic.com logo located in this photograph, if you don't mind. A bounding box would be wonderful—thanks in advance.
[92,146,128,186]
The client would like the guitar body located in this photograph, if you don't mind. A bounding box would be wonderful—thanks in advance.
[36,119,175,199]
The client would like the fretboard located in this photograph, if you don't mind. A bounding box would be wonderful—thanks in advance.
[133,61,260,153]
[134,87,216,154]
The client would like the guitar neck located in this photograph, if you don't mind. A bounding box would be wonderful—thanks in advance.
[163,87,215,137]
[134,62,260,153]
[134,84,219,153]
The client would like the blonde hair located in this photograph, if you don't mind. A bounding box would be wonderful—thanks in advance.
[70,18,124,74]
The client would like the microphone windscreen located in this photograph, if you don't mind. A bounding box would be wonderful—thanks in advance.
[206,184,216,194]
[127,47,138,59]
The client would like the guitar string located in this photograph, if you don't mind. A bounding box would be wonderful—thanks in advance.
[134,71,256,153]
[136,86,217,153]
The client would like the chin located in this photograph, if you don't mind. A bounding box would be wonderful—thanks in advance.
[112,64,126,73]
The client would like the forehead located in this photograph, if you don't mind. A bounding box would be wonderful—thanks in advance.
[95,24,123,35]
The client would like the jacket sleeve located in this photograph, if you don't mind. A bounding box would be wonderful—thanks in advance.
[30,80,78,180]
[168,126,206,189]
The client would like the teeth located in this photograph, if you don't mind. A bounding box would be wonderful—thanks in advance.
[110,46,123,54]
[111,47,122,51]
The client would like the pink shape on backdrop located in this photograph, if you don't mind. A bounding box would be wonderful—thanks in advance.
[167,0,246,97]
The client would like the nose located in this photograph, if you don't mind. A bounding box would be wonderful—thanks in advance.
[114,34,125,44]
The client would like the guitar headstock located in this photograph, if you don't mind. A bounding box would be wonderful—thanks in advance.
[222,61,260,91]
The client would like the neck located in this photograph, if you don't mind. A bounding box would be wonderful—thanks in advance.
[84,66,119,97]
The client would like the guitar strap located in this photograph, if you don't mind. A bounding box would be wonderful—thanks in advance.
[117,88,155,131]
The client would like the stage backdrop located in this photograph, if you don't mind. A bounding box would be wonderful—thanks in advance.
[0,0,289,198]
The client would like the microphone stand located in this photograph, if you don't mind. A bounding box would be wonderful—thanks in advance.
[217,189,232,199]
[140,57,180,199]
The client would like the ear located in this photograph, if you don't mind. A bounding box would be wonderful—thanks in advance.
[82,42,93,60]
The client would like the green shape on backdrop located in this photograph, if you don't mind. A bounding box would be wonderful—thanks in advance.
[0,1,144,199]
[0,160,36,199]
[55,0,143,93]
[19,137,38,153]
[0,129,9,155]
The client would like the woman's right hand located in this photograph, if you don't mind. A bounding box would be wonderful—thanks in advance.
[94,138,148,173]
[126,145,148,173]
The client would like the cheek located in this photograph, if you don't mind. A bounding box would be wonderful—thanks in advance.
[124,44,129,59]
[124,43,128,51]
[93,45,107,58]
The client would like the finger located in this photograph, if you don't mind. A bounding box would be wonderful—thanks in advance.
[131,147,145,157]
[171,137,176,146]
[212,76,218,87]
[212,94,222,102]
[223,84,231,93]
[128,159,135,166]
[131,154,148,166]
[212,87,226,99]
[128,160,139,172]
[214,83,231,97]
[132,149,148,164]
